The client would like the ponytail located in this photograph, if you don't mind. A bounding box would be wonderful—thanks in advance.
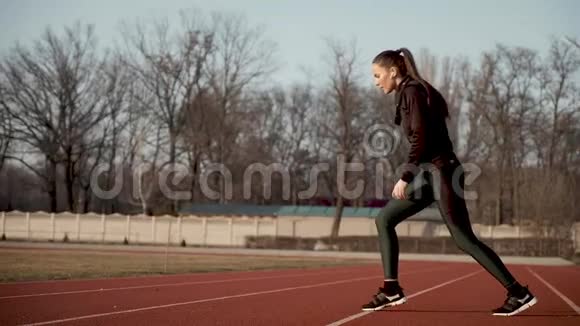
[397,48,449,119]
[398,48,423,81]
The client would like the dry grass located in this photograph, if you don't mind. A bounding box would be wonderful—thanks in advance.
[0,248,373,282]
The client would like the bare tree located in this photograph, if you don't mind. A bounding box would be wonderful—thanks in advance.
[75,54,135,213]
[205,12,276,203]
[121,10,214,213]
[537,38,580,170]
[0,86,12,173]
[315,39,367,239]
[522,38,580,232]
[462,40,579,230]
[463,45,541,225]
[281,85,317,204]
[248,85,316,204]
[117,92,158,215]
[1,40,60,212]
[135,126,163,215]
[181,88,212,203]
[58,31,111,213]
[462,59,494,164]
[0,23,109,212]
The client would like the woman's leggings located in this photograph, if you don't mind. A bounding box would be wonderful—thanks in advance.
[375,163,517,287]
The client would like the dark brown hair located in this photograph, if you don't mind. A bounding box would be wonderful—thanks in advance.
[373,48,449,118]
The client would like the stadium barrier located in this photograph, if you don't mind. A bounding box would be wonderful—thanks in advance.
[0,211,578,258]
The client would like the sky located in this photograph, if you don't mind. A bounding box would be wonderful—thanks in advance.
[0,0,578,86]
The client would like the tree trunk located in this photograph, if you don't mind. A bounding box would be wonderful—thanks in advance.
[83,187,91,213]
[330,195,344,239]
[65,147,75,212]
[189,153,199,203]
[169,131,178,215]
[107,134,118,214]
[291,180,299,206]
[47,158,58,213]
[495,167,503,225]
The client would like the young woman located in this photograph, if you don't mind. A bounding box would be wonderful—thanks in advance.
[363,48,537,316]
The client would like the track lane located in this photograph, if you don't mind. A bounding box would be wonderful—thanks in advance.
[347,264,578,326]
[29,264,460,325]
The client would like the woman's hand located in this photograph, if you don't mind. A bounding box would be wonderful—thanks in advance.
[392,179,408,200]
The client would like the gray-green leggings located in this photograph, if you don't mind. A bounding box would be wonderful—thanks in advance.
[375,164,516,287]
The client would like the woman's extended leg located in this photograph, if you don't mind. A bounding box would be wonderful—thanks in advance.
[432,163,537,316]
[433,164,516,286]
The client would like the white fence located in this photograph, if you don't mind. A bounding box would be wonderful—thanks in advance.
[1,211,579,250]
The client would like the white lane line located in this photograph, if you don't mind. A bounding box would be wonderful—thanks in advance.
[1,265,447,300]
[18,275,382,325]
[0,269,260,285]
[0,270,355,300]
[17,267,450,325]
[325,269,482,326]
[0,262,377,286]
[527,267,580,314]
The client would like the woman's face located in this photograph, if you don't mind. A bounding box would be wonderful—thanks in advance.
[372,63,397,94]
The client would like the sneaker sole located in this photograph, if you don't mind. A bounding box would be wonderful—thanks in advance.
[362,297,408,311]
[492,297,538,316]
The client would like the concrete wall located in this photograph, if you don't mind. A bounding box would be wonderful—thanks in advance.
[1,211,579,252]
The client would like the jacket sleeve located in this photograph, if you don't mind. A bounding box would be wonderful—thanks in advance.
[400,86,428,183]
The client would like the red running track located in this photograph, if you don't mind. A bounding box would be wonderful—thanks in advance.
[0,260,578,326]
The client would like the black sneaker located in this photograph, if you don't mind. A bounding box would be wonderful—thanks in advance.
[361,287,407,311]
[492,286,538,316]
